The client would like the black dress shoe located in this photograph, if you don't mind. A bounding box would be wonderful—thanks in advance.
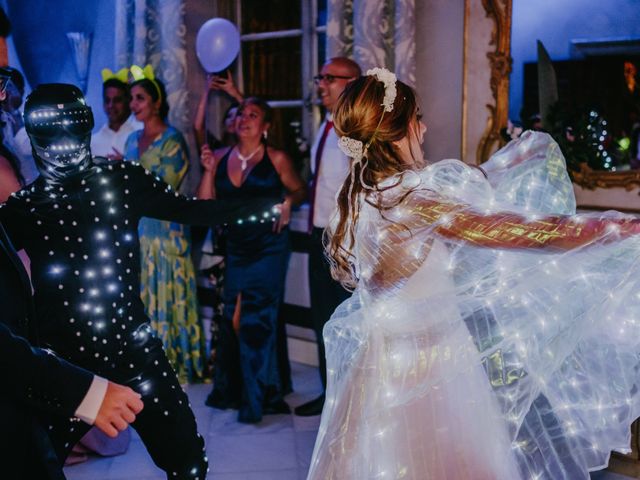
[294,394,325,416]
[264,399,291,415]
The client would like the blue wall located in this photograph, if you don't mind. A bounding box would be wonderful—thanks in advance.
[3,0,116,129]
[510,0,640,121]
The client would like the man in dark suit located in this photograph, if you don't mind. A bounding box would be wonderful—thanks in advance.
[0,220,144,479]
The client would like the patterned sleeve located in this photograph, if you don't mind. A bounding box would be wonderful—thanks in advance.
[357,189,640,296]
[403,194,638,250]
[123,130,139,162]
[155,130,189,189]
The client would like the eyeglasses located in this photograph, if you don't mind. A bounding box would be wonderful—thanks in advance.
[313,74,354,85]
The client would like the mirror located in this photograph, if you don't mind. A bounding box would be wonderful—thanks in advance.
[499,0,640,192]
[498,2,640,473]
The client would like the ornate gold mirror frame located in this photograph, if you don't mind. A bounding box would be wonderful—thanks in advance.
[476,0,511,165]
[571,164,640,191]
[477,0,640,193]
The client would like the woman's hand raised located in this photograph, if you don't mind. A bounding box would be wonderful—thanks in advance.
[200,145,219,173]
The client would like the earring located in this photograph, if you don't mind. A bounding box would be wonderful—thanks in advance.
[262,131,268,140]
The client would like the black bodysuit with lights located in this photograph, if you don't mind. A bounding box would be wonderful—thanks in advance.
[0,158,277,478]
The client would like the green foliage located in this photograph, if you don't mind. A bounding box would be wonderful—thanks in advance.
[536,39,621,173]
[545,104,615,172]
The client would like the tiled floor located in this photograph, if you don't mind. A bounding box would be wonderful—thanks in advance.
[65,362,322,480]
[64,362,634,480]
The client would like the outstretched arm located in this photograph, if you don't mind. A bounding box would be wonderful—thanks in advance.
[128,162,278,226]
[358,192,640,294]
[410,197,638,250]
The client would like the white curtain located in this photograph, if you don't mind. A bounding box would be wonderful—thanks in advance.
[114,0,189,132]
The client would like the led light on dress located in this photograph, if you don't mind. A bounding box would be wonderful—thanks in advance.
[308,131,640,480]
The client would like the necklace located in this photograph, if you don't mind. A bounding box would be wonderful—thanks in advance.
[236,145,263,171]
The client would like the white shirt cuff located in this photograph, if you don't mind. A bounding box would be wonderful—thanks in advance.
[74,375,108,425]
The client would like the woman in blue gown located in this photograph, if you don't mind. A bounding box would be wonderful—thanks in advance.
[197,97,306,423]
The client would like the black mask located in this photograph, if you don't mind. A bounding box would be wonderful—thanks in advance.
[24,83,94,183]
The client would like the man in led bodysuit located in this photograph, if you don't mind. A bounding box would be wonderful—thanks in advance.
[0,83,278,479]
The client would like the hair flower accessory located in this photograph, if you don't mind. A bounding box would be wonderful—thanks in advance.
[366,67,397,112]
[337,67,399,165]
[338,136,365,162]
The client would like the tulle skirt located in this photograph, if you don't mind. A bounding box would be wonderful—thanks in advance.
[308,132,640,479]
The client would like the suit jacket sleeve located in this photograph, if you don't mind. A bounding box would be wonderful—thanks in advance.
[0,321,94,417]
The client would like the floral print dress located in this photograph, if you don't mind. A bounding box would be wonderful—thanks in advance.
[124,126,205,383]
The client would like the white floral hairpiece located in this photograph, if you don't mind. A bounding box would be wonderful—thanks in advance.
[338,136,364,162]
[366,67,397,112]
[337,67,398,163]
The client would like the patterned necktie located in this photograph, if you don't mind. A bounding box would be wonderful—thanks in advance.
[308,120,333,233]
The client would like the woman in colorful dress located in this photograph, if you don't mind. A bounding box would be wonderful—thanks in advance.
[198,97,306,423]
[124,67,205,383]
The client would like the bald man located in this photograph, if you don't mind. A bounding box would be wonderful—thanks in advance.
[295,57,361,417]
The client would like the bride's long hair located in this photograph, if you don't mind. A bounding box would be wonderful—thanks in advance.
[327,75,421,290]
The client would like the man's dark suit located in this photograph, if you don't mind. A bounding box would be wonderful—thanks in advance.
[0,221,94,480]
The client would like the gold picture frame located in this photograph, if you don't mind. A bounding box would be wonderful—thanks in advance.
[476,0,512,165]
[572,163,640,191]
[478,0,640,191]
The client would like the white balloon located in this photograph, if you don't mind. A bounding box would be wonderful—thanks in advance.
[196,18,240,73]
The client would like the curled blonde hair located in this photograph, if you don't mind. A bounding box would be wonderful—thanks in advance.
[326,75,421,290]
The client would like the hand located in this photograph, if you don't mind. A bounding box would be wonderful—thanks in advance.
[200,145,218,173]
[208,71,242,101]
[94,381,144,438]
[107,147,124,162]
[273,199,291,233]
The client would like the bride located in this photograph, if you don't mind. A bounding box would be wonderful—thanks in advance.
[307,68,640,479]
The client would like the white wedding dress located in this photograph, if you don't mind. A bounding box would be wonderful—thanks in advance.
[307,131,640,479]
